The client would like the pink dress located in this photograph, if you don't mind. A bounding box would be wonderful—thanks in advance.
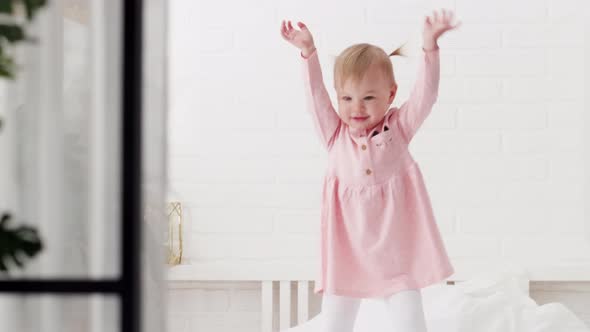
[301,46,454,298]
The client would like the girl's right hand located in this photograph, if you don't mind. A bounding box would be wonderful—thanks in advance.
[280,20,316,56]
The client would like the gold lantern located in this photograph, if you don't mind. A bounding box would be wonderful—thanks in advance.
[166,201,183,265]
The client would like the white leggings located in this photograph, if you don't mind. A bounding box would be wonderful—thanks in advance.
[321,289,427,332]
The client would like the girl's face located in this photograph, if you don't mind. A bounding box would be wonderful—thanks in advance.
[336,64,397,132]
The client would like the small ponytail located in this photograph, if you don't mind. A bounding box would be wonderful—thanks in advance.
[389,41,410,57]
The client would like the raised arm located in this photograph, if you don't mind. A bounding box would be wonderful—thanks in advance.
[300,48,341,150]
[396,8,461,143]
[281,20,341,150]
[396,47,440,143]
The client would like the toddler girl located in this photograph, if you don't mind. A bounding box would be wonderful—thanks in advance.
[280,9,461,332]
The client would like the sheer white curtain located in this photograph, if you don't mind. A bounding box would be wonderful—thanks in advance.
[142,0,169,331]
[0,0,168,330]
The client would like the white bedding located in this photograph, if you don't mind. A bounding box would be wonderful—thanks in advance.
[284,268,590,332]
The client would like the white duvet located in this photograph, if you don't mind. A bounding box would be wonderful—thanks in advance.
[284,268,589,332]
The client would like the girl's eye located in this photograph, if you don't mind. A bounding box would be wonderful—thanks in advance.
[342,96,351,101]
[364,96,375,100]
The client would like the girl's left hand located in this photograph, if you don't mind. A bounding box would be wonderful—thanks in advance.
[423,9,461,49]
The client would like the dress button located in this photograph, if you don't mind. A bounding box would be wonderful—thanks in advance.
[361,144,367,150]
[365,169,372,175]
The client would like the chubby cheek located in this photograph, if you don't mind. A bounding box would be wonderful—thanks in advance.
[371,104,387,117]
[337,104,351,119]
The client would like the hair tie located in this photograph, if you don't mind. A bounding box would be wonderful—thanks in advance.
[389,41,410,57]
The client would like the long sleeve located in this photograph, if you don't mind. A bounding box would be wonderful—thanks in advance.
[396,47,440,143]
[301,49,342,151]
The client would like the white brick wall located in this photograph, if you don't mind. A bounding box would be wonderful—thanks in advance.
[167,0,589,330]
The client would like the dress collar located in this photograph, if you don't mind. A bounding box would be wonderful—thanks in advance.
[349,126,371,138]
[348,110,392,140]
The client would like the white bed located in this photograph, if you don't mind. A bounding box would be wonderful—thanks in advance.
[272,268,590,332]
[168,264,590,332]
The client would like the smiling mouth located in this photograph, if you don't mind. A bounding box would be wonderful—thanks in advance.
[352,117,368,121]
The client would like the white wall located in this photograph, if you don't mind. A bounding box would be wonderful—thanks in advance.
[167,0,589,330]
[168,0,588,279]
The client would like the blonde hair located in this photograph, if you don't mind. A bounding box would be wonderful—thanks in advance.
[333,42,409,91]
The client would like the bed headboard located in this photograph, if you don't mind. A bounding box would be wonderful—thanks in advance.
[169,263,590,332]
[259,279,508,332]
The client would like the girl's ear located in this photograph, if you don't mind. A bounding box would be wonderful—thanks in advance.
[388,84,397,103]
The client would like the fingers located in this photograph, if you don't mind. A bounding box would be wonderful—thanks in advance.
[280,19,311,39]
[445,10,461,29]
[446,9,453,22]
[281,19,297,40]
[281,19,307,30]
[280,20,290,40]
[442,9,455,24]
[426,10,440,25]
[426,9,459,26]
[281,19,293,34]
